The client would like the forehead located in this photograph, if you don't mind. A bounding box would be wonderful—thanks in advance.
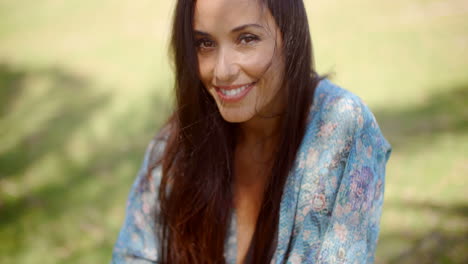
[194,0,270,31]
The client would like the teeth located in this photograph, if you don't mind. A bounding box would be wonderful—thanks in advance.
[220,83,251,97]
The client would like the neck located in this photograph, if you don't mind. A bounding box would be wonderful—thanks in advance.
[236,86,286,161]
[237,114,282,154]
[234,114,282,190]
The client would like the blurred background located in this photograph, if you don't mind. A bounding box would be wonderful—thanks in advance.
[0,0,466,263]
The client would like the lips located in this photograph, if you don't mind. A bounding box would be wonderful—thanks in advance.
[214,82,255,102]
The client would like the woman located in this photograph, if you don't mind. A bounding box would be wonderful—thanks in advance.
[112,0,391,263]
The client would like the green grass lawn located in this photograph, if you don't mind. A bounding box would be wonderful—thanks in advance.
[1,0,467,263]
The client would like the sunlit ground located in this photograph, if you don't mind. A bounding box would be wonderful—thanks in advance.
[0,0,467,263]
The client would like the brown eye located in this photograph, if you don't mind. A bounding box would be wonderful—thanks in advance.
[196,39,216,50]
[202,40,214,47]
[239,34,260,45]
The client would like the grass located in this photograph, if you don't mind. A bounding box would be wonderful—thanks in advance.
[0,0,467,263]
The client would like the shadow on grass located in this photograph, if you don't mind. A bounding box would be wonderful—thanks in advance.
[0,62,110,259]
[0,64,27,118]
[380,201,468,264]
[373,83,468,263]
[389,200,468,218]
[0,62,170,262]
[375,82,468,150]
[0,63,103,180]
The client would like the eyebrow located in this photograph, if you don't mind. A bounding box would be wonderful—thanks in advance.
[231,23,263,33]
[194,23,264,36]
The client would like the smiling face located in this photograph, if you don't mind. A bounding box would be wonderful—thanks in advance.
[194,0,285,123]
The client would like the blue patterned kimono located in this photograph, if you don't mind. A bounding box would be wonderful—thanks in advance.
[111,79,392,263]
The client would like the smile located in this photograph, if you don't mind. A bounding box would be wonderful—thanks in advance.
[215,82,255,102]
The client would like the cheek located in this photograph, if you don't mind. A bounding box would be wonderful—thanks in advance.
[197,56,215,86]
[239,50,274,78]
[243,55,284,94]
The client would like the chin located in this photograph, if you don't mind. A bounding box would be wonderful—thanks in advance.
[219,108,253,123]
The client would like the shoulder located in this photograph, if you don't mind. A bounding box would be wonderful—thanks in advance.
[308,79,381,138]
[295,79,391,173]
[288,81,391,227]
[129,126,171,201]
[112,131,170,262]
[146,124,172,166]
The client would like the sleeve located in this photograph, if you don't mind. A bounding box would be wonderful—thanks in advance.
[111,140,164,264]
[315,111,391,263]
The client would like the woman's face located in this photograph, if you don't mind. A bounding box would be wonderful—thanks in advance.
[194,0,285,123]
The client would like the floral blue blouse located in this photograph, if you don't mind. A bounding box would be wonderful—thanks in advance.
[111,79,391,263]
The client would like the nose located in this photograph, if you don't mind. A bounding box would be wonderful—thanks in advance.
[213,47,239,83]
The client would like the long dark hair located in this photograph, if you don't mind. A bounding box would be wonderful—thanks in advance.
[150,0,324,263]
